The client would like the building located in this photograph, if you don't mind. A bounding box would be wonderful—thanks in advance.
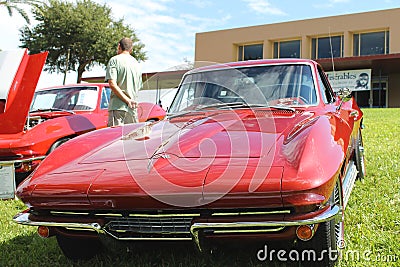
[195,8,400,108]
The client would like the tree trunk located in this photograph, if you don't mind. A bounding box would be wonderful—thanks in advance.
[76,64,87,83]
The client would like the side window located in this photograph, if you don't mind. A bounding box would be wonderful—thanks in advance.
[101,87,111,109]
[317,67,335,104]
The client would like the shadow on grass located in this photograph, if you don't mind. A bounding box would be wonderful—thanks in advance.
[100,240,296,267]
[0,233,299,267]
[0,232,69,266]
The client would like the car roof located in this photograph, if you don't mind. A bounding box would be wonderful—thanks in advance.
[37,83,109,91]
[188,59,319,74]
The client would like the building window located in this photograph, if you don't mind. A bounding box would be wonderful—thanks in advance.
[238,44,263,61]
[353,31,389,56]
[311,35,343,59]
[273,40,301,58]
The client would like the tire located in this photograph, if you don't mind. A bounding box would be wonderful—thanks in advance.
[297,182,343,267]
[48,138,70,154]
[56,234,103,260]
[354,129,365,180]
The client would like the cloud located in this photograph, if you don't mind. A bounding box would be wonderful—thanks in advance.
[98,0,232,72]
[135,0,169,12]
[1,0,234,86]
[313,0,351,8]
[243,0,286,15]
[0,9,32,50]
[179,13,232,33]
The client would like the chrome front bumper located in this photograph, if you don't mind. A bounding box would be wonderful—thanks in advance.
[13,212,103,232]
[13,205,342,251]
[0,156,46,165]
[190,205,341,250]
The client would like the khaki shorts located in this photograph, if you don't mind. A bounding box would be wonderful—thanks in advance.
[108,110,138,127]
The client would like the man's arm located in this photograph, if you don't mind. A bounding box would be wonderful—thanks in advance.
[108,79,137,109]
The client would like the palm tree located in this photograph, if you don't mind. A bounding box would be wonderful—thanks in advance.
[0,0,43,24]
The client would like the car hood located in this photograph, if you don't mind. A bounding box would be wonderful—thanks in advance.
[84,110,313,164]
[0,49,48,134]
[19,109,315,209]
[81,110,308,163]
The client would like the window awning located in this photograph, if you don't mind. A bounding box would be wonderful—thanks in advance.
[317,53,400,74]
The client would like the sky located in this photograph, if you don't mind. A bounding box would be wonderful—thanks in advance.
[1,0,400,88]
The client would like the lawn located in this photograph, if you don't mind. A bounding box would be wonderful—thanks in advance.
[0,108,399,267]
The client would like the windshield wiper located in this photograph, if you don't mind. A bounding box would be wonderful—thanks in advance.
[167,110,206,119]
[218,103,269,110]
[29,108,75,114]
[168,102,277,118]
[195,102,268,110]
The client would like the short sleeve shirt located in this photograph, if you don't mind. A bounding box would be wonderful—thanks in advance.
[105,53,142,112]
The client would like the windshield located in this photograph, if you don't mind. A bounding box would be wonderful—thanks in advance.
[30,86,99,112]
[169,64,318,113]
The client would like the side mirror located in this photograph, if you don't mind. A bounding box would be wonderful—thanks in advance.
[337,88,352,102]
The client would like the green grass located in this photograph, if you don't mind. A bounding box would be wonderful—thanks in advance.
[1,108,399,266]
[337,108,400,267]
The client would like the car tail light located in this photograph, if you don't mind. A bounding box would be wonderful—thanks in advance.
[296,224,317,241]
[37,226,50,238]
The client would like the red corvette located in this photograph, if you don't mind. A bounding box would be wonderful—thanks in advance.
[0,49,165,187]
[14,59,365,266]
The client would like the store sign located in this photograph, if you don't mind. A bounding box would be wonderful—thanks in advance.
[326,69,371,92]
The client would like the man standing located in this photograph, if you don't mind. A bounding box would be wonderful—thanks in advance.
[105,37,142,126]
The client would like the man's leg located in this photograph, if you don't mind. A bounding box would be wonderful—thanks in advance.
[108,110,138,126]
[108,110,126,127]
[123,109,138,124]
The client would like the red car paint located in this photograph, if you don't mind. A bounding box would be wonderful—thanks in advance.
[0,50,166,186]
[14,59,364,265]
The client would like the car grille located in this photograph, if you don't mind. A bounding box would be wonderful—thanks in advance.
[104,215,194,239]
[45,208,292,240]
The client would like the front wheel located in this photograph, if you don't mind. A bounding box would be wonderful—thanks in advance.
[56,234,103,260]
[48,138,70,154]
[297,183,343,266]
